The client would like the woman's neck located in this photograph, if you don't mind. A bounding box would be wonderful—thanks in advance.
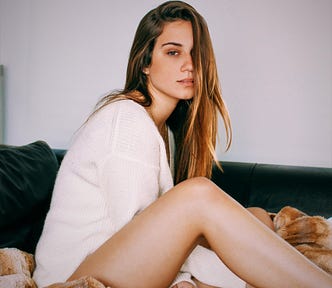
[146,107,170,163]
[146,101,178,130]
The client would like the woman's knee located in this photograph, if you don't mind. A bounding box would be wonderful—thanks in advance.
[247,207,274,230]
[175,177,230,209]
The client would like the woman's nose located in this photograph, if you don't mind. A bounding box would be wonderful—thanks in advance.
[181,54,193,72]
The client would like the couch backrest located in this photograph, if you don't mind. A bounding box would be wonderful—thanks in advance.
[213,161,332,218]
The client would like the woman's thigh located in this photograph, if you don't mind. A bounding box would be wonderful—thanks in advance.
[67,177,223,288]
[189,207,273,288]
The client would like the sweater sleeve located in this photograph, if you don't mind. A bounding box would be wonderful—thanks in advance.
[98,153,160,232]
[170,272,197,287]
[97,101,161,233]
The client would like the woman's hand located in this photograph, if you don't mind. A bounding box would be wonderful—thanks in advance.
[172,281,195,288]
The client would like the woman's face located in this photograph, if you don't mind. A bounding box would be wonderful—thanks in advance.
[144,20,194,108]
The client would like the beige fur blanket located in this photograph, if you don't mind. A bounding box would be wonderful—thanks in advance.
[273,206,332,274]
[1,206,331,288]
[0,247,107,287]
[0,247,106,287]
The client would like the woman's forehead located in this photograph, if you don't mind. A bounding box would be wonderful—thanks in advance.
[155,20,193,48]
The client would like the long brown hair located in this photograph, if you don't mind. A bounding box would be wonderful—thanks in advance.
[94,1,232,183]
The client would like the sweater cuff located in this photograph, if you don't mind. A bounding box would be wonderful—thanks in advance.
[169,272,197,287]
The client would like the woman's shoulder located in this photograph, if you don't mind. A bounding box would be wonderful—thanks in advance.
[103,98,141,110]
[69,99,158,157]
[95,99,150,123]
[85,99,157,141]
[89,99,160,160]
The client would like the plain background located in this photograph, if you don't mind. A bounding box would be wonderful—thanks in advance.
[0,0,331,167]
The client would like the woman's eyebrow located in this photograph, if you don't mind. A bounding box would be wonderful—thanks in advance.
[161,42,182,47]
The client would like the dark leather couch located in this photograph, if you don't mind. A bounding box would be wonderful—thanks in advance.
[212,161,332,218]
[0,141,331,256]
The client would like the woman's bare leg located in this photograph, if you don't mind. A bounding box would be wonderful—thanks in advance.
[247,207,274,230]
[68,177,332,288]
[192,207,273,288]
[245,207,274,288]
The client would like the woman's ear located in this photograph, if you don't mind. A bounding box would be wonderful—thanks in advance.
[143,67,150,75]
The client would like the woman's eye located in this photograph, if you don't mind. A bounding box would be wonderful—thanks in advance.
[167,50,179,56]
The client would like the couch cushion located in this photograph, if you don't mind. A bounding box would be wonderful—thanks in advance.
[212,161,256,206]
[248,164,332,218]
[0,141,58,253]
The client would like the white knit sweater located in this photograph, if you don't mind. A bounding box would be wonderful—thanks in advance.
[33,100,245,288]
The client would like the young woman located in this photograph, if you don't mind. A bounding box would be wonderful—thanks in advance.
[33,1,332,288]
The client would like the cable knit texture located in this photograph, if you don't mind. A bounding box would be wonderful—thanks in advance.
[33,100,244,288]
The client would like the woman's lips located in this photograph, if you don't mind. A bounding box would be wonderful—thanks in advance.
[177,78,194,86]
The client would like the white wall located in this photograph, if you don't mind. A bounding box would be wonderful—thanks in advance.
[0,0,331,167]
[0,65,4,143]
